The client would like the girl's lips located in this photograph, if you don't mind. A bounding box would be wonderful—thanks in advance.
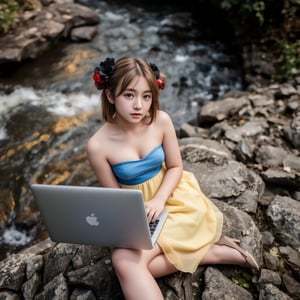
[131,113,142,118]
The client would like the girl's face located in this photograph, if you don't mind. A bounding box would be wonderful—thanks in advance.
[107,76,153,124]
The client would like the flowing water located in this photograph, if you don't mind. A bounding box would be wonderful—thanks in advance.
[0,0,243,260]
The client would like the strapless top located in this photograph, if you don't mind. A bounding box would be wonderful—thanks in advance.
[111,145,165,185]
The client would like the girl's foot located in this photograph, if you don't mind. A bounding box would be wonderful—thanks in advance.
[216,236,259,270]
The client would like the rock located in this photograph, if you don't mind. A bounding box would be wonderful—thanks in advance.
[258,283,293,300]
[261,168,300,189]
[261,231,275,247]
[0,2,100,63]
[277,83,298,97]
[0,254,28,290]
[179,122,209,138]
[0,291,19,299]
[263,249,280,271]
[224,119,268,143]
[279,246,300,267]
[180,143,264,213]
[179,137,233,159]
[235,138,255,163]
[198,96,248,123]
[255,145,288,167]
[282,274,300,297]
[258,269,282,286]
[216,199,262,262]
[283,115,300,149]
[248,93,275,107]
[283,154,300,172]
[70,26,98,41]
[35,273,69,299]
[70,289,97,300]
[0,240,209,299]
[22,271,41,299]
[267,196,300,248]
[202,267,253,299]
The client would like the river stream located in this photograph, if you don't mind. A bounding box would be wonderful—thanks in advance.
[0,0,243,260]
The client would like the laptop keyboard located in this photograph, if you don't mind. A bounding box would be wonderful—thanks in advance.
[149,220,159,236]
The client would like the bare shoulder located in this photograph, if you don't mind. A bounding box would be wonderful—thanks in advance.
[156,110,173,126]
[155,110,175,131]
[86,124,109,157]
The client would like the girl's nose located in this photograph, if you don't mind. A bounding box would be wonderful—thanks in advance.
[133,97,142,109]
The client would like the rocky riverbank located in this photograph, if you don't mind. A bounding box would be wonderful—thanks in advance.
[0,0,280,88]
[0,79,299,299]
[0,0,299,299]
[0,0,99,65]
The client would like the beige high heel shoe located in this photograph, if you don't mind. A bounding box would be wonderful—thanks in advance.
[216,236,260,270]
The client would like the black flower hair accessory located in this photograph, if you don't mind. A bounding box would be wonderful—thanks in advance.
[93,57,116,87]
[150,62,165,89]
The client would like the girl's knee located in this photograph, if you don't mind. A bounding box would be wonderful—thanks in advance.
[111,249,139,276]
[112,249,126,269]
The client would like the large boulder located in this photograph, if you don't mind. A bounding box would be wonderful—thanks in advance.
[0,1,99,63]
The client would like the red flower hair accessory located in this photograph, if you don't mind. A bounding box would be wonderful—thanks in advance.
[156,79,165,89]
[93,69,105,85]
[93,57,116,88]
[150,62,165,89]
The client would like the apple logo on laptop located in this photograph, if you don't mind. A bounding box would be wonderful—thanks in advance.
[85,213,99,226]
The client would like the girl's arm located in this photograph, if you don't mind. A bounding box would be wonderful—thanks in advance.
[86,137,120,188]
[145,111,183,221]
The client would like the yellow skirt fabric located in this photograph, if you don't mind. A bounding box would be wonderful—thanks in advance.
[120,167,223,273]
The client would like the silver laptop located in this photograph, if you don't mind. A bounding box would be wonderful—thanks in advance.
[30,184,168,249]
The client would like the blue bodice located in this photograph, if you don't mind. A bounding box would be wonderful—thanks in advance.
[111,145,165,185]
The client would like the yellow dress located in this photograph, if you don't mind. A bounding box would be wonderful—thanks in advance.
[111,145,223,273]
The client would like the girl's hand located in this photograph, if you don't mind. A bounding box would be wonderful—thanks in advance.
[144,198,165,223]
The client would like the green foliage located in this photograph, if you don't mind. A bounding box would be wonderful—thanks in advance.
[220,0,266,25]
[282,0,300,17]
[232,271,253,290]
[276,39,300,81]
[219,0,300,28]
[218,0,300,80]
[0,1,21,34]
[0,0,35,35]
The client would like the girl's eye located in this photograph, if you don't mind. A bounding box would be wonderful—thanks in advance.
[144,94,152,100]
[124,93,134,98]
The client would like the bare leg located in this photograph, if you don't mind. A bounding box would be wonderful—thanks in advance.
[200,239,259,270]
[148,254,178,278]
[200,244,246,265]
[112,239,258,299]
[112,246,176,300]
[149,243,256,278]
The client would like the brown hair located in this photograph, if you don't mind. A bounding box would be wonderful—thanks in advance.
[99,57,166,124]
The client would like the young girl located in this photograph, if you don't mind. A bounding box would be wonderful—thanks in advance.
[87,57,259,300]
